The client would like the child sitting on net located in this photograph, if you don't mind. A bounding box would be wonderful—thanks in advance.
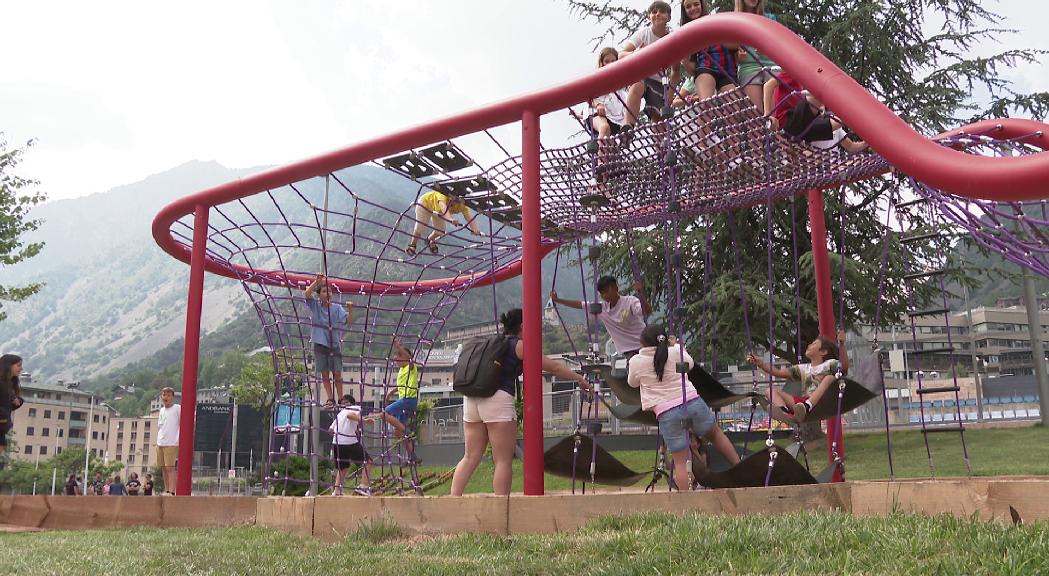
[763,70,868,153]
[746,331,848,423]
[628,324,740,491]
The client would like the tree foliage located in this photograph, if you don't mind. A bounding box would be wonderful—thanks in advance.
[0,446,123,494]
[562,0,1049,364]
[0,134,47,322]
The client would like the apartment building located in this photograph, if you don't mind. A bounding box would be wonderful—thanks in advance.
[105,415,157,480]
[7,379,113,462]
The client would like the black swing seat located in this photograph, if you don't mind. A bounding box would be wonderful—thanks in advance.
[543,433,648,487]
[689,365,766,409]
[797,378,878,423]
[601,363,764,412]
[699,446,818,489]
[602,398,657,427]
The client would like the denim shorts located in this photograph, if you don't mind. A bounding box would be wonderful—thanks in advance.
[384,396,418,425]
[313,343,343,374]
[657,397,716,453]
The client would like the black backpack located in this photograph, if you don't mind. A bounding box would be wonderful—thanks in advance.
[453,334,516,398]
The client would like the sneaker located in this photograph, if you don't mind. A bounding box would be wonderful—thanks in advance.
[793,402,809,423]
[333,488,344,497]
[353,485,372,497]
[404,242,417,256]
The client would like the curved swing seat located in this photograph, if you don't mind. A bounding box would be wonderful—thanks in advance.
[688,365,765,410]
[699,446,818,489]
[598,364,642,405]
[798,378,877,423]
[604,400,657,427]
[543,433,648,487]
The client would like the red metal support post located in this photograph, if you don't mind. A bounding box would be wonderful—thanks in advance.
[806,188,844,482]
[521,110,544,495]
[176,204,209,495]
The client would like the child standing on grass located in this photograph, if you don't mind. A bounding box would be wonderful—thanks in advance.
[628,324,740,491]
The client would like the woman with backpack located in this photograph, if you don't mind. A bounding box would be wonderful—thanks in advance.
[450,308,590,496]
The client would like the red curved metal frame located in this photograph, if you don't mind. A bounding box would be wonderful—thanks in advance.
[154,13,1049,292]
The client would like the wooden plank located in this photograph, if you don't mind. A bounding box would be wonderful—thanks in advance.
[987,479,1049,524]
[380,495,509,536]
[720,483,850,515]
[256,496,315,537]
[507,492,722,534]
[160,496,257,528]
[851,480,992,520]
[311,496,385,542]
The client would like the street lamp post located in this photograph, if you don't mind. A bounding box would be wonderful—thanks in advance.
[83,393,94,492]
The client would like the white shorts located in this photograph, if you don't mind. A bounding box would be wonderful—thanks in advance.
[810,127,848,150]
[463,390,516,423]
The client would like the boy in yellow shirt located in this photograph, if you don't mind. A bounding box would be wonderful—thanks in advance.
[406,190,481,255]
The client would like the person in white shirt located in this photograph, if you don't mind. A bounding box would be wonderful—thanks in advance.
[628,324,739,490]
[156,387,181,495]
[550,276,652,357]
[327,394,372,496]
[618,1,677,124]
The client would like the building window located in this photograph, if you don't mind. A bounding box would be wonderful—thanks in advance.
[131,433,137,440]
[40,446,48,455]
[132,421,138,430]
[101,432,105,440]
[118,432,124,440]
[56,447,62,454]
[92,431,98,440]
[26,427,34,436]
[56,394,62,401]
[130,444,136,452]
[58,429,64,438]
[117,444,123,453]
[102,416,107,423]
[116,455,122,461]
[93,415,100,423]
[128,454,135,464]
[41,428,50,437]
[145,421,151,429]
[24,445,32,455]
[44,410,52,419]
[142,456,149,466]
[144,432,151,441]
[58,411,65,420]
[28,408,36,418]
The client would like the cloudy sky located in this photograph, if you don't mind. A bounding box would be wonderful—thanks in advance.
[2,0,1046,203]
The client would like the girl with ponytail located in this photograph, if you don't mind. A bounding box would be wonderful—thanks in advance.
[627,325,739,490]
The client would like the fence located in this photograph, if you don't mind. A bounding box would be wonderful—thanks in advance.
[419,388,1045,444]
[419,389,654,444]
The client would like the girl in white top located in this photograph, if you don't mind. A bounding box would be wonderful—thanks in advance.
[628,324,740,490]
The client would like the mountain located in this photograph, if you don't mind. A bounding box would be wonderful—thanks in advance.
[0,161,589,384]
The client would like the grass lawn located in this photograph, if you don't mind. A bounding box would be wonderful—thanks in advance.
[417,425,1049,494]
[2,511,1047,575]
